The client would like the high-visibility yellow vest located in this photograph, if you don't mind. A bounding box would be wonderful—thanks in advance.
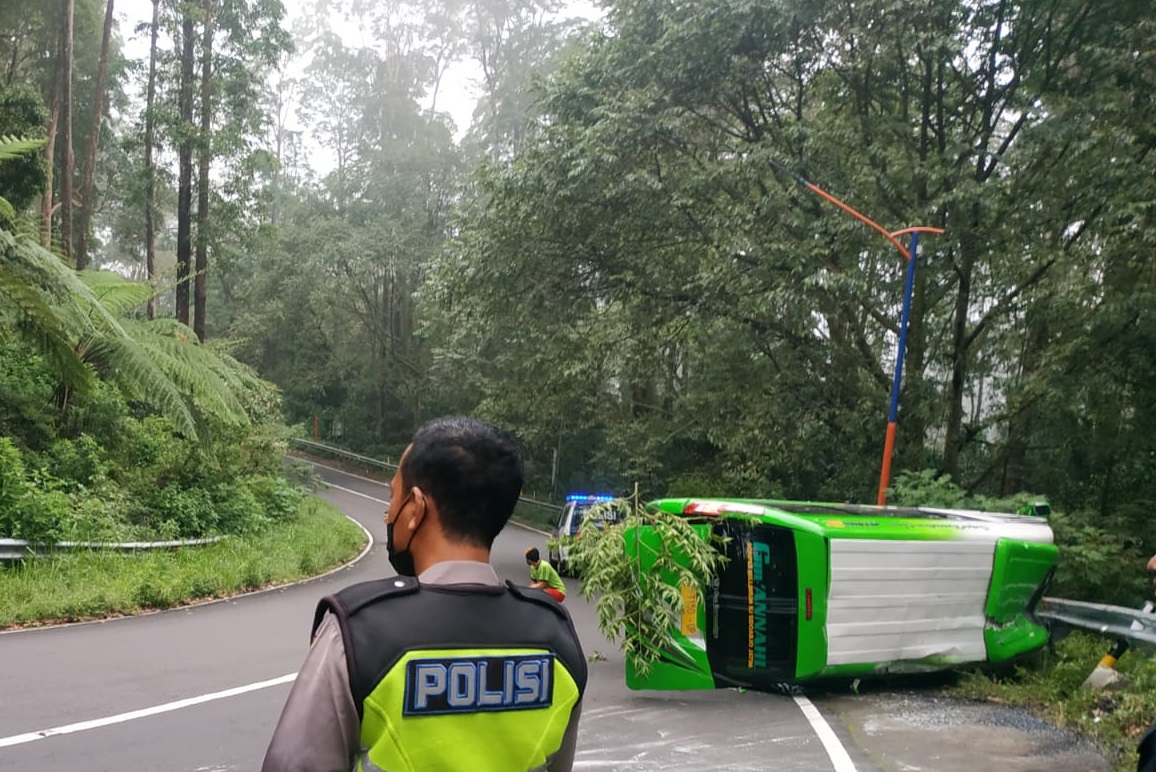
[314,578,586,772]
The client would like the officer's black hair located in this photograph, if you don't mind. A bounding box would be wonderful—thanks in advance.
[401,416,524,549]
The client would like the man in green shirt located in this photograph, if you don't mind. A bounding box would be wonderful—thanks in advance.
[526,547,566,602]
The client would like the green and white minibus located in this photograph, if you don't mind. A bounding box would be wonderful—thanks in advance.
[627,498,1058,692]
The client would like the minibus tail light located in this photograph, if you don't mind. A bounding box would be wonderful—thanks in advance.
[683,501,766,517]
[805,588,813,621]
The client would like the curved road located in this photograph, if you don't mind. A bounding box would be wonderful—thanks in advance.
[0,463,1107,771]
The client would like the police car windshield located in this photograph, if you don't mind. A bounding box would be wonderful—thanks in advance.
[567,496,619,535]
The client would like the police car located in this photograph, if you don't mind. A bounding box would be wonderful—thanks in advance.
[548,494,619,576]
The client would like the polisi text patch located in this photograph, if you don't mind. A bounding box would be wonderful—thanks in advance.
[403,654,554,716]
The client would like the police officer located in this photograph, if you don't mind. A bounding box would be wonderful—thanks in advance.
[262,417,586,772]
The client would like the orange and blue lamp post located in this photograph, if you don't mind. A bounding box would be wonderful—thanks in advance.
[780,165,943,505]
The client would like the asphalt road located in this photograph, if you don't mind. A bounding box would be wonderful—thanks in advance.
[0,462,1110,772]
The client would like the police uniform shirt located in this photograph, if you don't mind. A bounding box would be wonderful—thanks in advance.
[261,561,583,772]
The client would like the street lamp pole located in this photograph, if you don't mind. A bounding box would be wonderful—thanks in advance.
[775,162,942,506]
[877,230,920,506]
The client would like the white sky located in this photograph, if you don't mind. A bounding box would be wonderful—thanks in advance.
[116,0,601,173]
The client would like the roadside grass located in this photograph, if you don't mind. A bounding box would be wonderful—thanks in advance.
[0,497,366,629]
[951,632,1156,770]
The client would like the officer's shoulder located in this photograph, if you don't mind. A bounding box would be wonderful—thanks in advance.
[332,576,420,615]
[505,580,569,620]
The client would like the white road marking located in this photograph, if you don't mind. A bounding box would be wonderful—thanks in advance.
[793,695,858,771]
[301,459,397,488]
[0,674,298,749]
[323,481,389,505]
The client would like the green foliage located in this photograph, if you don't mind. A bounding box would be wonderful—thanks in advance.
[0,438,34,536]
[248,475,306,523]
[0,437,74,542]
[887,470,970,508]
[567,489,728,676]
[135,486,218,538]
[1047,510,1153,606]
[0,264,301,542]
[0,228,107,391]
[0,340,58,449]
[41,435,110,490]
[0,86,49,213]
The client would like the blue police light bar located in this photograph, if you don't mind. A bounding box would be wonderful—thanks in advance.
[566,494,615,502]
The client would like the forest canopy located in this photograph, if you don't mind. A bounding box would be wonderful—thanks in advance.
[2,0,1154,601]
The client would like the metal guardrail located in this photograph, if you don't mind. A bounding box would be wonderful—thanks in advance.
[1035,596,1156,647]
[0,536,228,562]
[289,438,563,531]
[291,437,399,472]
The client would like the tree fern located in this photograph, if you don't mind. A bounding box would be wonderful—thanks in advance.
[1,143,272,447]
[79,269,154,315]
[118,318,252,426]
[0,135,46,163]
[0,229,100,392]
[0,136,46,230]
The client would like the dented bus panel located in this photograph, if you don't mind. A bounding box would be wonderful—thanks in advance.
[625,498,1059,692]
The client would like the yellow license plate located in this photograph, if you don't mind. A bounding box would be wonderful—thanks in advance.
[679,583,699,636]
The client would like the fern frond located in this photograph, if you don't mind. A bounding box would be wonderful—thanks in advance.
[2,226,275,447]
[78,269,154,315]
[0,229,95,392]
[86,332,201,439]
[121,318,252,425]
[0,135,46,161]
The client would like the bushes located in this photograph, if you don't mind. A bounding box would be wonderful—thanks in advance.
[211,481,265,534]
[249,475,305,522]
[0,437,66,542]
[1047,510,1153,606]
[42,435,109,489]
[0,342,57,451]
[0,409,308,542]
[133,486,218,537]
[0,276,309,546]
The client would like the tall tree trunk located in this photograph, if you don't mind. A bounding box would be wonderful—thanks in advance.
[5,32,18,85]
[41,9,66,249]
[176,10,195,326]
[60,0,75,263]
[76,0,115,270]
[194,0,213,342]
[1000,310,1046,494]
[144,0,160,320]
[40,104,59,249]
[942,238,977,480]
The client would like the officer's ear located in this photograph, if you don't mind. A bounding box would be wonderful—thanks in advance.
[407,486,429,533]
